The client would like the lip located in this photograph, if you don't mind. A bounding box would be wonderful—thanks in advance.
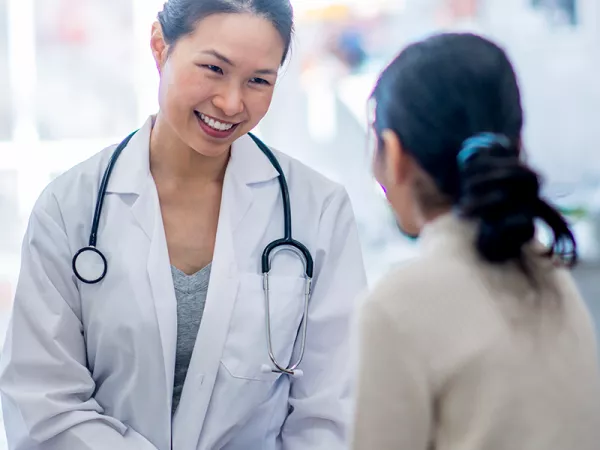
[194,111,240,139]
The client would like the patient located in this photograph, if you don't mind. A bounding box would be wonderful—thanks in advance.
[352,32,600,450]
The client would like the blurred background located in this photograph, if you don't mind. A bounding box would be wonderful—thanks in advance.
[0,0,598,444]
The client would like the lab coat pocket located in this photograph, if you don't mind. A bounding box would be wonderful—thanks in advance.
[221,272,305,382]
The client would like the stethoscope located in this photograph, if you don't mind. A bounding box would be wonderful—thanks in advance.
[71,131,314,378]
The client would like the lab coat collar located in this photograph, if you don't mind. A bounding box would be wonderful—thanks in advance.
[105,116,280,195]
[105,116,153,195]
[228,132,280,186]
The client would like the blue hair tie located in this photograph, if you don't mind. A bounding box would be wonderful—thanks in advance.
[457,132,511,168]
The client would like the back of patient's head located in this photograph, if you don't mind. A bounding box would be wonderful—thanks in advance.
[371,33,576,269]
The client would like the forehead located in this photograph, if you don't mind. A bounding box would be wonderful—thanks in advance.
[178,13,285,67]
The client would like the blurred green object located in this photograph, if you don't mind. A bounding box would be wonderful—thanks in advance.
[559,205,589,221]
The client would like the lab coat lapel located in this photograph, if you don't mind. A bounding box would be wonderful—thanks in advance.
[129,177,156,241]
[144,179,177,410]
[106,117,177,419]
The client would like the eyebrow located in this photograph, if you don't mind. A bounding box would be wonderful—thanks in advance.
[201,49,278,76]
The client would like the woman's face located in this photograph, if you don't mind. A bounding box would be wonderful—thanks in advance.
[372,128,422,238]
[151,13,285,157]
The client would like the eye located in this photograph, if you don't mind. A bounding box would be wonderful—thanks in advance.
[250,77,271,86]
[201,64,223,74]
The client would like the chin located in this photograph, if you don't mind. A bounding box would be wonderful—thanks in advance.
[187,128,239,156]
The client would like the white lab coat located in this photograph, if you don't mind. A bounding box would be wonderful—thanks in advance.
[0,117,367,450]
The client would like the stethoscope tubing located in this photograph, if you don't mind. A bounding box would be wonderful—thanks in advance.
[73,130,314,376]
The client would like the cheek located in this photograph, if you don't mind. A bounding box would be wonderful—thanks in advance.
[160,65,206,108]
[384,184,412,219]
[247,89,274,118]
[372,154,389,190]
[387,190,413,231]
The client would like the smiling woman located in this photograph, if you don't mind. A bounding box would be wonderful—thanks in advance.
[0,0,368,449]
[147,3,295,277]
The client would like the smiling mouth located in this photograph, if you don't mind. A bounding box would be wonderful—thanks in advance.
[194,111,239,132]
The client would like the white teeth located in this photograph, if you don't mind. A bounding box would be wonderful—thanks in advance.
[198,112,234,131]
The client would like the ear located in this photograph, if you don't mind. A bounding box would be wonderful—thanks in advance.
[380,129,410,187]
[150,21,169,73]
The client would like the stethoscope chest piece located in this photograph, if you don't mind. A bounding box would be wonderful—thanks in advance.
[72,246,107,284]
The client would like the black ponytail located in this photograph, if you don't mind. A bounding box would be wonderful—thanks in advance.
[457,134,577,267]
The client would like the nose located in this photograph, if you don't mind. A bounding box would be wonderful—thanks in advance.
[212,85,244,117]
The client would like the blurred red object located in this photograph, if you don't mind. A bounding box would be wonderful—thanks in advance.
[448,0,479,18]
[57,0,87,43]
[0,279,13,310]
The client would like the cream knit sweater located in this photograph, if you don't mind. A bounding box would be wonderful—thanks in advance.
[352,214,600,450]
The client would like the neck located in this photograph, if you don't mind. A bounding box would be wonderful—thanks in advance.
[418,205,452,229]
[149,114,230,184]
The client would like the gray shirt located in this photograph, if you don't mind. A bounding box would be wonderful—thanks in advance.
[170,263,211,414]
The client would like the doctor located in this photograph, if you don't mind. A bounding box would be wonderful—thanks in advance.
[0,0,367,449]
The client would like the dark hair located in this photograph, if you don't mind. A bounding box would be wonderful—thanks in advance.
[157,0,294,64]
[371,33,577,268]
